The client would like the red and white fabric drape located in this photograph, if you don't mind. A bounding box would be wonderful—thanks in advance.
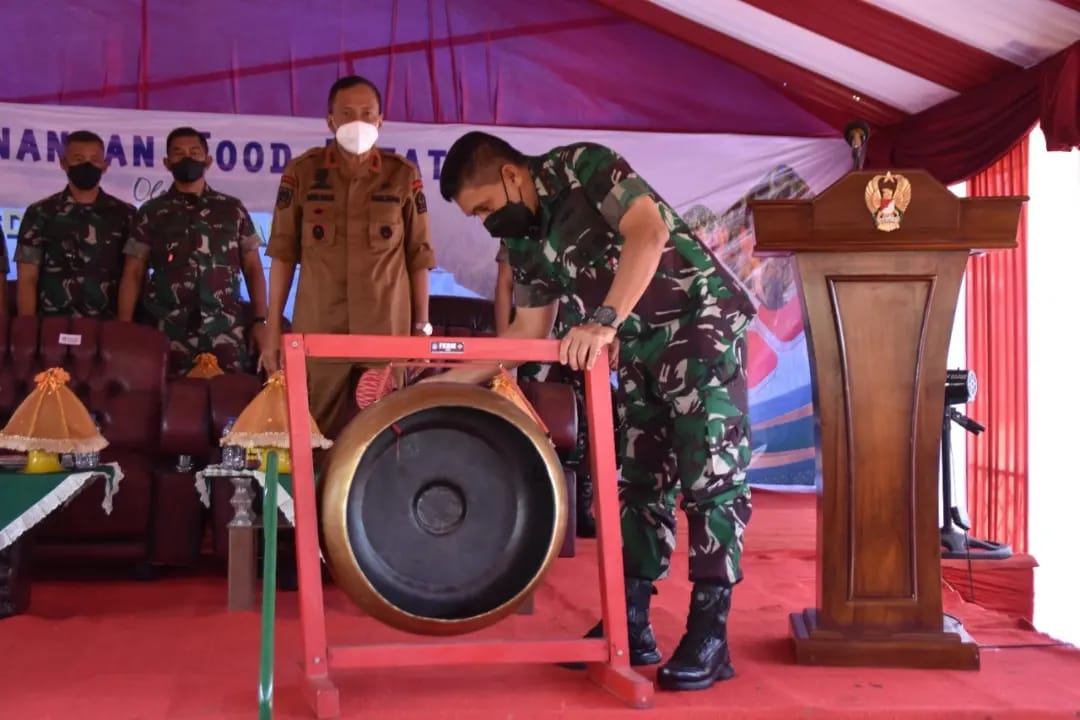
[964,135,1031,554]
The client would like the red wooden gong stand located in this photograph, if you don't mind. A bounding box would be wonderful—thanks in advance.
[282,333,655,718]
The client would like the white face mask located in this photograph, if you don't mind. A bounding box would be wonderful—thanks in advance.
[334,120,379,155]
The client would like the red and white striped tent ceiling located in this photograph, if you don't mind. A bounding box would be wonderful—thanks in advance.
[1,0,1077,146]
[629,0,1080,128]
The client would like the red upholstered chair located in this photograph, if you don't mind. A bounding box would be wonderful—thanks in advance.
[157,370,277,565]
[429,295,498,337]
[155,377,214,567]
[0,317,202,571]
[160,378,214,464]
[0,314,16,413]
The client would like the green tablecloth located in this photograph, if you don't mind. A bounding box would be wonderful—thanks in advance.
[0,464,122,551]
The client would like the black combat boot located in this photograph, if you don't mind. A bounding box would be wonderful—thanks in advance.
[657,582,735,691]
[576,473,596,538]
[560,577,661,669]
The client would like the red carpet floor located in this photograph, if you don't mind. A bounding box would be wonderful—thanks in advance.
[2,490,1079,719]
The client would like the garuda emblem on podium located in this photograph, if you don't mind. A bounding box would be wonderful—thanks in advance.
[864,171,912,232]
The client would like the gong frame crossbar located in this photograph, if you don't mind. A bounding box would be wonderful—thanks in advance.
[282,333,655,719]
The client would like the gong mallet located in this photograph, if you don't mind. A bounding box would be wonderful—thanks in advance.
[259,451,281,720]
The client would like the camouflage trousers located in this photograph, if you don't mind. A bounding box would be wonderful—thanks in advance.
[160,320,250,377]
[617,332,752,585]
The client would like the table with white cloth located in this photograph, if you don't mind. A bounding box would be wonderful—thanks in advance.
[194,464,319,610]
[0,462,124,618]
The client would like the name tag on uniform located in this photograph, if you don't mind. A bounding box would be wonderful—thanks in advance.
[58,333,82,346]
[305,193,335,202]
[371,194,400,203]
[313,169,332,190]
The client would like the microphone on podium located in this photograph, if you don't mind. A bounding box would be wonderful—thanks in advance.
[844,120,871,171]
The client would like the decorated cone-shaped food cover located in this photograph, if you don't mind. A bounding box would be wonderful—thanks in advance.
[490,368,551,437]
[222,370,332,449]
[0,367,107,453]
[355,366,399,411]
[187,353,224,379]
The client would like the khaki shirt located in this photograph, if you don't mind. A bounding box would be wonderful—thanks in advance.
[267,146,435,335]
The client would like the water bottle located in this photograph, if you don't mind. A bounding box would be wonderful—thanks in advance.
[221,417,244,469]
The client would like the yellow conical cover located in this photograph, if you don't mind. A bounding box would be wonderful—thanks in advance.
[187,353,225,379]
[490,369,550,436]
[0,367,108,454]
[222,371,332,449]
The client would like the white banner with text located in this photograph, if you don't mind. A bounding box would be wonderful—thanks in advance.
[0,101,852,487]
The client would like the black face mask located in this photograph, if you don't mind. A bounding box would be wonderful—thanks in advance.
[66,162,102,191]
[483,178,537,239]
[170,157,207,184]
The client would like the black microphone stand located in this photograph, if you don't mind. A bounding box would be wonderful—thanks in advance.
[940,407,1013,559]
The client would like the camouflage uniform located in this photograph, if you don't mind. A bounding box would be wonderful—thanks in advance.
[502,143,755,585]
[14,189,134,318]
[499,245,591,466]
[1,234,9,276]
[497,245,554,382]
[124,185,260,375]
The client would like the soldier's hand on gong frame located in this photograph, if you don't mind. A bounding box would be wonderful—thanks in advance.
[257,326,281,374]
[560,323,617,372]
[250,322,268,356]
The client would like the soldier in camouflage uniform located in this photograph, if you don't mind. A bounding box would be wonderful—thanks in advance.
[496,245,598,537]
[118,126,268,376]
[432,132,755,692]
[14,130,134,318]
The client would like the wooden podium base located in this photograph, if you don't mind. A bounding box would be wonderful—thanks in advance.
[790,609,980,670]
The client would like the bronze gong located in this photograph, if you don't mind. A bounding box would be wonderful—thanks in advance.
[320,382,567,636]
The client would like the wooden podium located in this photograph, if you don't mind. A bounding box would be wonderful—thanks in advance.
[750,169,1024,670]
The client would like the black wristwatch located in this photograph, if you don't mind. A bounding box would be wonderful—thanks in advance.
[591,305,619,328]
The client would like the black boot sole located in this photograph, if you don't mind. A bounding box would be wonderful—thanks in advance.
[558,648,662,671]
[656,662,735,691]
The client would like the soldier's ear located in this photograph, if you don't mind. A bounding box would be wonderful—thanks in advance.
[204,155,214,170]
[326,115,336,135]
[506,163,527,187]
[161,156,171,170]
[59,157,69,172]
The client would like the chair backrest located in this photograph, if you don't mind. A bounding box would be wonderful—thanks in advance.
[0,317,168,449]
[207,372,264,439]
[429,296,496,337]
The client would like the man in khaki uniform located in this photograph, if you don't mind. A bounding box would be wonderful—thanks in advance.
[262,76,436,437]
